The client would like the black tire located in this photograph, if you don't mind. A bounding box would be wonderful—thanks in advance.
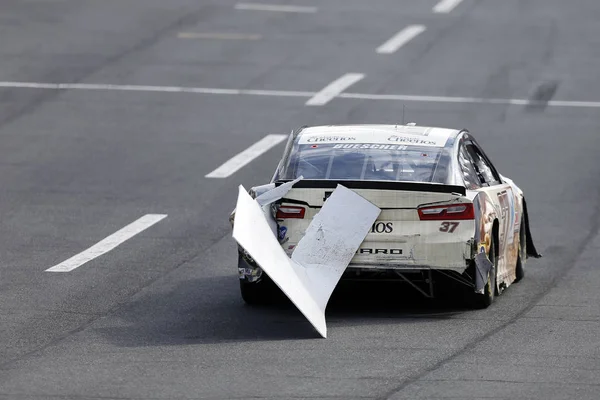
[515,222,526,282]
[470,239,497,309]
[240,278,273,305]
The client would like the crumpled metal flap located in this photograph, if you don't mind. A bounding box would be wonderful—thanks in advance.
[232,184,380,338]
[474,251,494,293]
[523,198,542,258]
[233,186,324,335]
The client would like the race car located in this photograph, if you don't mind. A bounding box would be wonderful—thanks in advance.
[232,124,540,309]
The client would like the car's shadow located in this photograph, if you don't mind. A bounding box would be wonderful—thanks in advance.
[94,275,474,347]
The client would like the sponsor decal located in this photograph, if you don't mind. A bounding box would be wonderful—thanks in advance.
[370,222,394,233]
[332,143,408,150]
[238,267,260,277]
[306,136,356,143]
[387,135,438,146]
[278,226,288,241]
[358,248,403,255]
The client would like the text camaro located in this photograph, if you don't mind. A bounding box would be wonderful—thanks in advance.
[230,124,540,336]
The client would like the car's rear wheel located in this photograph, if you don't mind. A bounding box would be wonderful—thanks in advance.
[515,221,526,282]
[470,239,497,309]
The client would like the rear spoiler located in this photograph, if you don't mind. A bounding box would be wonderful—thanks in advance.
[275,179,467,196]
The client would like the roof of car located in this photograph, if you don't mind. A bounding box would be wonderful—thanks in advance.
[296,124,461,148]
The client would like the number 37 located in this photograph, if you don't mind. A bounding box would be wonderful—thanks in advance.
[439,222,459,233]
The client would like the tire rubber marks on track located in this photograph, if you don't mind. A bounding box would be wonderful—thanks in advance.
[46,214,167,272]
[433,0,464,13]
[376,25,426,54]
[305,73,365,106]
[205,134,288,178]
[235,3,317,13]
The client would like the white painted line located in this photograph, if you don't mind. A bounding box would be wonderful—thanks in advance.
[0,82,315,97]
[235,3,317,13]
[46,214,167,272]
[341,92,532,105]
[206,134,287,178]
[376,25,426,54]
[177,32,262,40]
[433,0,464,13]
[305,73,365,106]
[3,81,600,108]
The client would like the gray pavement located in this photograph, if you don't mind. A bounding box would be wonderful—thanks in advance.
[1,0,599,398]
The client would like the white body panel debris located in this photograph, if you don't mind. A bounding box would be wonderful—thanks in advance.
[232,185,380,338]
[255,176,303,206]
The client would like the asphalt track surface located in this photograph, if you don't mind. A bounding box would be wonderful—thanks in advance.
[1,0,600,399]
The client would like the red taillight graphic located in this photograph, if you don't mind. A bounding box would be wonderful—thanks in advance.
[276,205,305,219]
[418,203,475,220]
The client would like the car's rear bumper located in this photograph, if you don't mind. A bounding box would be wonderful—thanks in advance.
[347,239,476,272]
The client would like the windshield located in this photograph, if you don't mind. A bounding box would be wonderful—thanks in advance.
[279,142,449,183]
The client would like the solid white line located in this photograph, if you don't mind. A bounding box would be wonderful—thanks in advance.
[46,214,168,272]
[235,3,317,13]
[433,0,464,13]
[177,32,262,40]
[206,134,287,178]
[376,25,426,54]
[2,81,600,108]
[0,82,315,97]
[305,73,365,106]
[341,92,532,105]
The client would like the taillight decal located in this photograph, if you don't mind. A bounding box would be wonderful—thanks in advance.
[418,203,475,220]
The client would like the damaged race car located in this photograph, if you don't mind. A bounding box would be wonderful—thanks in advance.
[231,124,540,333]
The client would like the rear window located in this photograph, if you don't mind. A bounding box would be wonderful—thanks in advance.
[279,142,449,183]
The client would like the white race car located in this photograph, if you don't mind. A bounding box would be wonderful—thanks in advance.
[233,124,540,311]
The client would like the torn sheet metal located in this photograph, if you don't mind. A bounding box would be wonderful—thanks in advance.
[232,184,380,338]
[255,176,303,206]
[474,250,494,294]
[229,176,303,227]
[290,185,380,315]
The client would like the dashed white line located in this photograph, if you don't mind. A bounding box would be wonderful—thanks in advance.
[2,81,600,108]
[177,32,262,40]
[206,134,287,178]
[433,0,464,13]
[46,214,168,272]
[376,25,426,54]
[305,73,365,106]
[235,3,317,13]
